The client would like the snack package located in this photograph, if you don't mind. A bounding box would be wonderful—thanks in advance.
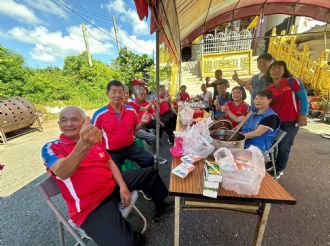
[204,160,223,183]
[171,163,195,178]
[203,187,218,198]
[203,160,222,198]
[180,154,202,165]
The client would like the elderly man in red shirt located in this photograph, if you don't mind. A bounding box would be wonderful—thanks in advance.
[129,87,160,133]
[92,80,155,169]
[123,85,167,165]
[41,106,171,246]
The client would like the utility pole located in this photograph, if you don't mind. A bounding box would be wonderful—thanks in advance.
[81,23,93,67]
[112,16,121,53]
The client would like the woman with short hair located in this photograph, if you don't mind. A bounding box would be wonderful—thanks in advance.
[241,90,280,153]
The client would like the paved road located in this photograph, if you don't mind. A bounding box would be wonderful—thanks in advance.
[1,119,330,246]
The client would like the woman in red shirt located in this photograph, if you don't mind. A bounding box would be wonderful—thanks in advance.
[223,86,249,128]
[266,61,308,178]
[176,85,190,102]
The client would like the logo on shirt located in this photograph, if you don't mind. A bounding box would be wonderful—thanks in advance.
[99,152,105,158]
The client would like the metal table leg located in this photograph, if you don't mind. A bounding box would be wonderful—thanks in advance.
[174,196,180,246]
[253,203,271,246]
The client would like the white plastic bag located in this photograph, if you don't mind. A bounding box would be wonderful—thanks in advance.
[183,135,214,158]
[188,117,213,143]
[180,107,194,125]
[214,146,265,195]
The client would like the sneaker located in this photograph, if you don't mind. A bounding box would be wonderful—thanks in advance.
[275,171,284,179]
[167,138,174,145]
[154,155,168,165]
[153,201,174,223]
[134,231,146,246]
[271,170,284,179]
[265,162,274,172]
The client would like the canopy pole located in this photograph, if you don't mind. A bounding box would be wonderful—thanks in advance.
[155,0,160,171]
[324,23,328,51]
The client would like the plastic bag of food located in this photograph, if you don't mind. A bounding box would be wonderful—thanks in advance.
[183,135,214,158]
[180,106,194,125]
[188,117,213,143]
[214,146,265,195]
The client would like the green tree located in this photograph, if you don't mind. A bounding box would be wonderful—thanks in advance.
[112,47,154,84]
[0,45,30,97]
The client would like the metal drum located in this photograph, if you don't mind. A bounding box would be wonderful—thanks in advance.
[210,129,246,150]
[0,97,37,133]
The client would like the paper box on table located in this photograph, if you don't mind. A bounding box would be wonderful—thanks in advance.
[172,163,195,179]
[204,160,223,183]
[203,160,222,198]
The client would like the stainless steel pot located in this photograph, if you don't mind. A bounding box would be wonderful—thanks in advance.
[209,120,232,131]
[210,129,245,150]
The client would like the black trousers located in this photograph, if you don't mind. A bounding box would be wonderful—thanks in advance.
[108,143,154,169]
[143,118,164,136]
[81,167,168,246]
[160,110,177,141]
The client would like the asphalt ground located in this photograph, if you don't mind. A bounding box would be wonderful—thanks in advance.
[1,118,330,246]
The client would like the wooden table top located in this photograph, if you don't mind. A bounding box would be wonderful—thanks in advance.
[169,157,296,205]
[169,110,296,205]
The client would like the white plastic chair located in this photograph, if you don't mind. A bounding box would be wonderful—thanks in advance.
[263,129,287,179]
[36,175,147,246]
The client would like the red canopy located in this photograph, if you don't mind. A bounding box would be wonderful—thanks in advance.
[134,0,330,61]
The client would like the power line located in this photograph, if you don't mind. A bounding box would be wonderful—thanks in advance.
[56,0,154,53]
[57,0,115,25]
[54,0,148,55]
[59,0,115,22]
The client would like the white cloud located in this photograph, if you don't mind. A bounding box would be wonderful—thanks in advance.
[105,0,125,14]
[126,9,149,34]
[104,0,149,36]
[0,0,42,25]
[117,28,155,55]
[22,0,68,19]
[7,25,114,63]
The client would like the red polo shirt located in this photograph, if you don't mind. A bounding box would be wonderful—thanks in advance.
[177,92,190,101]
[267,78,300,122]
[92,104,140,150]
[130,99,155,118]
[158,95,171,116]
[41,135,116,226]
[225,101,249,128]
[127,101,140,114]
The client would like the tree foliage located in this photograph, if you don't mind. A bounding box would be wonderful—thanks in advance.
[112,47,154,84]
[0,45,30,97]
[112,47,171,91]
[0,44,171,110]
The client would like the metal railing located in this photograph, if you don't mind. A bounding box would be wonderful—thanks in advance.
[269,27,330,96]
[202,30,252,54]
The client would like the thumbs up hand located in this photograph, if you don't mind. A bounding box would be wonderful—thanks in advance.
[79,116,102,146]
[232,70,239,81]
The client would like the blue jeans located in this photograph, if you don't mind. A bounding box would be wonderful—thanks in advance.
[275,121,299,172]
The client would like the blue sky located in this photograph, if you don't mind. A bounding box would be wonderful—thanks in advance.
[0,0,155,68]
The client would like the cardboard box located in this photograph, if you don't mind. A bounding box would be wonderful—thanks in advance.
[204,160,223,183]
[203,160,222,198]
[180,154,202,165]
[172,163,195,178]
